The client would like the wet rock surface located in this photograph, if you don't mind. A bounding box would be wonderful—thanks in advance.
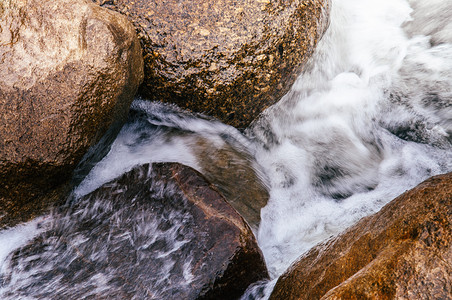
[0,0,144,227]
[133,100,270,228]
[94,0,330,128]
[193,137,269,230]
[0,163,269,299]
[270,172,452,300]
[106,101,270,229]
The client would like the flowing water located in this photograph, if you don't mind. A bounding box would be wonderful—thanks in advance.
[1,0,452,298]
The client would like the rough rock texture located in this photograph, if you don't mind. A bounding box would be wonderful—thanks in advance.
[95,0,330,128]
[0,0,144,227]
[270,172,452,300]
[1,163,269,299]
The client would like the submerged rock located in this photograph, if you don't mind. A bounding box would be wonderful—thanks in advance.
[193,137,269,229]
[72,100,269,230]
[0,0,143,227]
[94,0,331,128]
[107,101,270,229]
[1,163,269,299]
[270,172,452,299]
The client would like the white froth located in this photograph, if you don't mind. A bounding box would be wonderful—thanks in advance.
[250,0,452,278]
[74,100,251,198]
[74,126,199,197]
[0,218,46,274]
[1,0,451,298]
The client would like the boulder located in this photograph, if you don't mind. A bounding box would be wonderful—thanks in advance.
[94,0,331,128]
[109,102,269,229]
[1,163,269,299]
[0,0,144,227]
[270,172,452,300]
[193,137,269,229]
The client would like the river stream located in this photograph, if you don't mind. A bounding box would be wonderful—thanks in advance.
[1,0,451,298]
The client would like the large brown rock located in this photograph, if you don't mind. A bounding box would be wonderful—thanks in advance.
[270,172,452,300]
[0,0,144,227]
[95,0,330,128]
[1,163,269,299]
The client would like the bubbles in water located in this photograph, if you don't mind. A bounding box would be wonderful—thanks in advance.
[248,0,452,277]
[1,0,451,299]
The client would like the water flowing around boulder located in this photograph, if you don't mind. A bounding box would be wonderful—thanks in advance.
[75,100,270,229]
[246,0,452,279]
[0,163,268,299]
[270,172,452,299]
[1,0,452,298]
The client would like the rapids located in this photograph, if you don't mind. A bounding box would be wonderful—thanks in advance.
[249,0,452,278]
[1,0,451,298]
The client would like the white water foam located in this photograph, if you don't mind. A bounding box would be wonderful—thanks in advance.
[0,217,47,276]
[74,100,253,198]
[248,0,452,278]
[1,0,451,298]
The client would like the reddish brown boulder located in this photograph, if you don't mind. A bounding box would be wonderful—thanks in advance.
[117,104,270,229]
[0,0,143,227]
[2,163,269,299]
[94,0,330,128]
[270,172,452,300]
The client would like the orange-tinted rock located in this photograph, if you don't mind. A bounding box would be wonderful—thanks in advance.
[2,163,268,299]
[95,0,330,128]
[270,172,452,300]
[0,0,143,227]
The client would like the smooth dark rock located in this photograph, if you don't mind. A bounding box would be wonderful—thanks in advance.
[1,163,269,299]
[0,0,144,227]
[94,0,331,129]
[270,172,452,300]
[193,137,269,229]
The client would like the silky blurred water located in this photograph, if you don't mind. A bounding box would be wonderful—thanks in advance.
[248,0,452,280]
[1,0,451,298]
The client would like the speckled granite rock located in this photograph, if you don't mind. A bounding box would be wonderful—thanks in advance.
[0,0,143,227]
[94,0,330,128]
[270,172,452,300]
[1,163,269,299]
